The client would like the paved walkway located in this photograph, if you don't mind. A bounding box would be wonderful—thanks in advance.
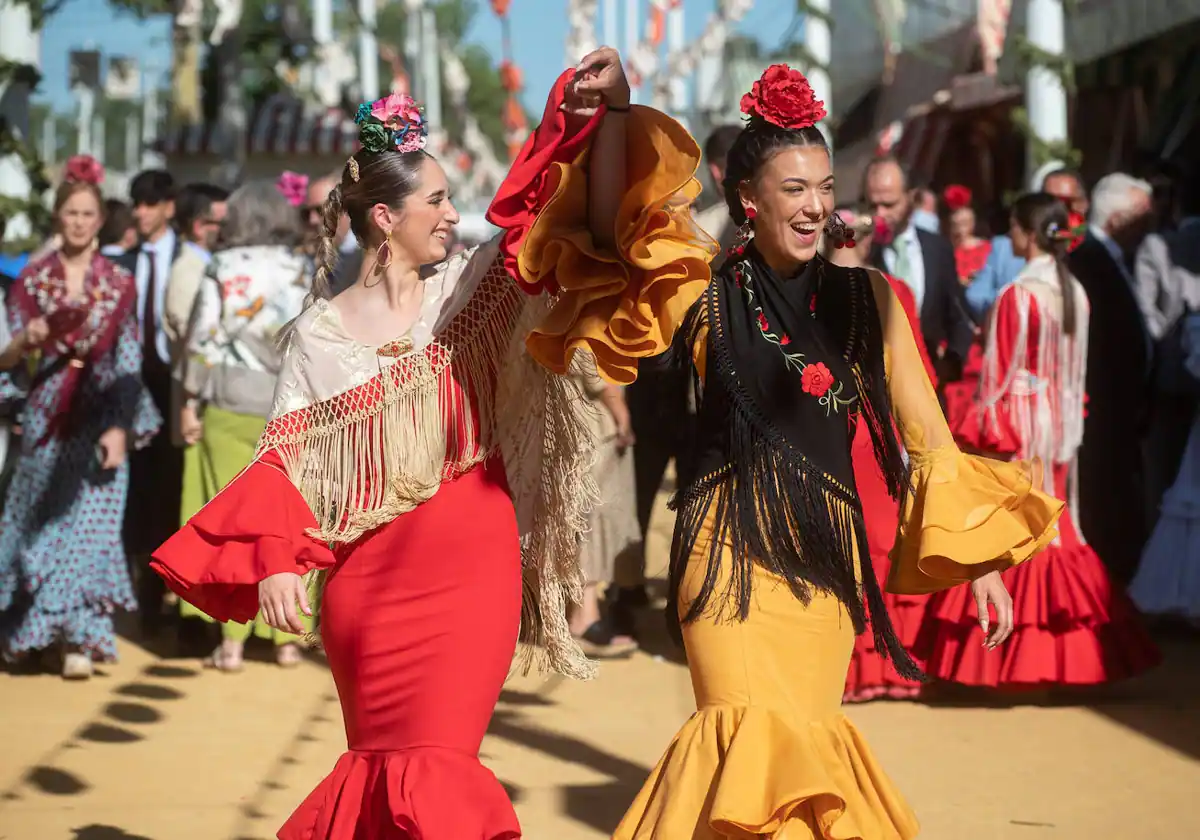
[3,502,1200,839]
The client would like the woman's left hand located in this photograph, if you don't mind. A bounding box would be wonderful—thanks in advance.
[565,46,630,116]
[970,569,1013,649]
[98,427,128,470]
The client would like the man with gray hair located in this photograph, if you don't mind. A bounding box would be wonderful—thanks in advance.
[1068,171,1156,582]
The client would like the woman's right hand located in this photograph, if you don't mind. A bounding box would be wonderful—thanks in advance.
[24,317,50,348]
[259,572,311,635]
[179,403,204,446]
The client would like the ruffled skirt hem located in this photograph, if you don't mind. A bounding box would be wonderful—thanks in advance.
[278,747,520,840]
[916,543,1160,687]
[613,704,918,840]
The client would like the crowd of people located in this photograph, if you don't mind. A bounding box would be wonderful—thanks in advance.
[0,46,1194,840]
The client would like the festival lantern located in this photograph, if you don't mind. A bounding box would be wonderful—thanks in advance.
[492,0,528,160]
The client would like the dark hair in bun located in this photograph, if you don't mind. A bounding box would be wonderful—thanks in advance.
[721,117,829,224]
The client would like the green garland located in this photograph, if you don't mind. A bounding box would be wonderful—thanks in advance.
[1010,106,1083,170]
[1009,1,1082,170]
[0,57,51,257]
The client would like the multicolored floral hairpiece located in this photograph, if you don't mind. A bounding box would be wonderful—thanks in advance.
[354,92,428,155]
[740,64,827,130]
[275,170,309,207]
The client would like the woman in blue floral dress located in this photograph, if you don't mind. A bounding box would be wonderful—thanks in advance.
[0,168,160,679]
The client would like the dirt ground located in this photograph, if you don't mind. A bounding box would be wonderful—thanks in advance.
[3,499,1199,840]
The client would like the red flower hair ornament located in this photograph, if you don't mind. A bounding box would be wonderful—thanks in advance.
[63,155,105,186]
[740,64,827,130]
[942,184,972,212]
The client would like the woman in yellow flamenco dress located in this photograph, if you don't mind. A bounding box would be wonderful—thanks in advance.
[614,65,1063,840]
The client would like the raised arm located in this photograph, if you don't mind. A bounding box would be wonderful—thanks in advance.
[567,47,630,252]
[486,48,716,385]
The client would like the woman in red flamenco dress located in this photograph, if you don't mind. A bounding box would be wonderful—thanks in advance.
[941,184,990,446]
[916,192,1160,690]
[150,48,717,839]
[826,208,940,703]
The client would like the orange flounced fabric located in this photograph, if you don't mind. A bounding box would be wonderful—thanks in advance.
[152,71,716,840]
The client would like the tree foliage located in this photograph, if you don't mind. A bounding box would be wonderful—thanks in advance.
[108,0,511,150]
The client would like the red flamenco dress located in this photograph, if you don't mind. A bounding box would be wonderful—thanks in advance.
[150,74,716,840]
[843,273,938,703]
[916,261,1161,688]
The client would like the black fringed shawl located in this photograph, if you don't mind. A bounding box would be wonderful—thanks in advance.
[670,244,923,679]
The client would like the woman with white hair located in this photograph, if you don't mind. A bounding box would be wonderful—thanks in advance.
[174,179,313,670]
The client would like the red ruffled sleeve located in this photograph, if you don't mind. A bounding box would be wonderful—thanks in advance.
[486,69,605,295]
[150,448,336,623]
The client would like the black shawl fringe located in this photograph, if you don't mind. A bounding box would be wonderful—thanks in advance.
[666,281,924,682]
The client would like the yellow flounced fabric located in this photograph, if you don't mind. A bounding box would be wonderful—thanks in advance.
[886,451,1064,595]
[865,270,1064,596]
[517,106,719,385]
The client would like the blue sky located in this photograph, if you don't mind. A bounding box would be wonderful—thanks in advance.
[39,0,795,113]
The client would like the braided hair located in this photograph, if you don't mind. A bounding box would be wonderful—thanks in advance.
[310,149,431,301]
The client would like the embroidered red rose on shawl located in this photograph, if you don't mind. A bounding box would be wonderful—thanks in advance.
[801,362,834,398]
[780,334,791,346]
[757,312,769,331]
[739,64,827,130]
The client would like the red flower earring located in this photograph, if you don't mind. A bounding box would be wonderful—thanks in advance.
[729,206,757,258]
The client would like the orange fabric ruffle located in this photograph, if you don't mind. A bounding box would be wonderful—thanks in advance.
[613,705,919,840]
[517,106,718,385]
[886,450,1064,595]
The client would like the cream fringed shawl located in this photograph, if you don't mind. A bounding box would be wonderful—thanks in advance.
[259,238,601,679]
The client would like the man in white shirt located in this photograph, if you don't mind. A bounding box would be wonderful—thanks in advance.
[692,125,741,258]
[305,173,362,295]
[164,184,229,350]
[115,169,185,635]
[863,155,973,384]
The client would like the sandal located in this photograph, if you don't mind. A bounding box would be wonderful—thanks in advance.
[275,642,303,668]
[574,620,638,659]
[204,641,245,673]
[62,651,94,680]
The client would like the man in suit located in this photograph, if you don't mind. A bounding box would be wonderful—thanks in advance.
[1134,173,1200,532]
[863,155,974,384]
[1069,172,1155,582]
[305,172,362,295]
[116,169,184,634]
[693,124,741,257]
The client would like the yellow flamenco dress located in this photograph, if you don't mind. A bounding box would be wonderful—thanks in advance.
[613,271,1063,839]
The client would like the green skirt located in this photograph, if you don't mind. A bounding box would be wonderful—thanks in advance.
[178,406,311,644]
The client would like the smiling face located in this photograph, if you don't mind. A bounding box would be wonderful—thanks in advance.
[739,145,834,271]
[369,156,460,267]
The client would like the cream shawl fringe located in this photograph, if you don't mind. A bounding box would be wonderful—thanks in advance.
[258,259,600,679]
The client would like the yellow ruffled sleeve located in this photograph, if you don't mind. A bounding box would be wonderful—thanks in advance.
[869,271,1065,595]
[516,106,719,385]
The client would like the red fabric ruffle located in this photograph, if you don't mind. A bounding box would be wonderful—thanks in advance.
[845,274,934,702]
[278,747,520,840]
[914,541,1161,688]
[486,69,605,296]
[150,449,335,623]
